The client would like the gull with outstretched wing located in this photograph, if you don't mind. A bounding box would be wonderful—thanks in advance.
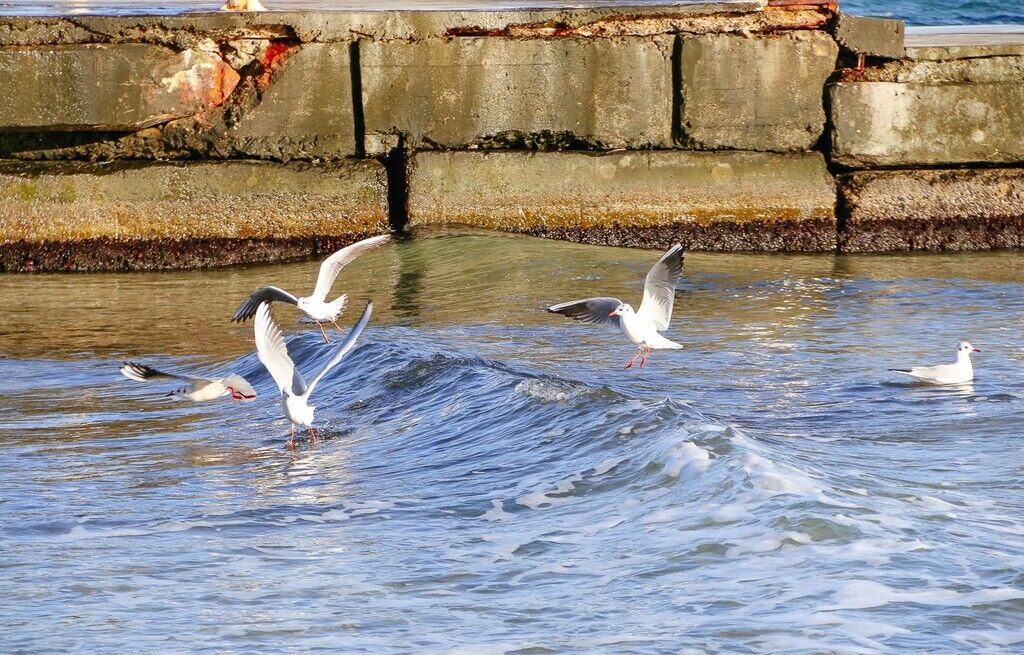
[254,301,372,448]
[233,234,389,343]
[120,362,256,402]
[548,244,685,369]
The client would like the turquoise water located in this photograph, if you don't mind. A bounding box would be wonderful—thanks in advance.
[2,234,1024,653]
[0,0,1022,24]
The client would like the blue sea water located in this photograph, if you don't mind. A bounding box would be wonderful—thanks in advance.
[845,0,1024,25]
[2,235,1023,653]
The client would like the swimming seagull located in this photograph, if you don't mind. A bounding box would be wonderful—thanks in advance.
[120,362,257,402]
[254,301,372,448]
[890,341,981,385]
[232,234,389,343]
[548,243,685,369]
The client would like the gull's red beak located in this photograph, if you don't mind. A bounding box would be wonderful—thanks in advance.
[608,310,617,317]
[972,347,981,353]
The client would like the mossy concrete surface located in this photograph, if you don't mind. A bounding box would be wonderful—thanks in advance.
[678,31,838,151]
[829,56,1024,168]
[408,150,837,251]
[0,160,389,271]
[362,36,674,151]
[0,43,239,131]
[232,42,356,159]
[839,169,1024,252]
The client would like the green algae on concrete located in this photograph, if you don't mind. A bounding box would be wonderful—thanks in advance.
[407,150,836,252]
[839,168,1024,252]
[678,31,838,152]
[361,36,674,152]
[829,55,1024,168]
[0,160,389,271]
[0,43,239,131]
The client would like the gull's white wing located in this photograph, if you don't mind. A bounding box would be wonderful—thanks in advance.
[310,235,391,302]
[232,286,300,322]
[637,244,684,332]
[254,303,307,396]
[221,374,257,401]
[120,362,206,385]
[306,302,373,397]
[547,298,623,328]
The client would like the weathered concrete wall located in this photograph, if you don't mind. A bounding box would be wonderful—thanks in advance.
[408,150,837,251]
[232,42,356,159]
[0,160,388,271]
[0,43,239,131]
[678,31,838,151]
[0,3,1022,270]
[839,169,1024,252]
[362,36,673,151]
[830,56,1024,168]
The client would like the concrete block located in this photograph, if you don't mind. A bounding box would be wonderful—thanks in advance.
[0,160,388,271]
[839,169,1024,252]
[361,36,673,151]
[833,13,905,59]
[0,43,239,131]
[232,43,356,159]
[830,57,1024,167]
[408,150,836,252]
[678,31,838,151]
[905,26,1024,61]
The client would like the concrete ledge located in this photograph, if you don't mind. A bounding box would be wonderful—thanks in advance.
[408,150,836,251]
[0,43,239,131]
[830,57,1024,168]
[833,13,904,59]
[0,160,389,271]
[362,36,673,151]
[678,31,838,151]
[839,168,1024,252]
[905,25,1024,60]
[0,3,842,47]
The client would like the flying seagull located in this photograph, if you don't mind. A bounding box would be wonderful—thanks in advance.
[232,234,389,343]
[120,362,256,402]
[254,301,372,448]
[890,341,980,385]
[548,243,685,369]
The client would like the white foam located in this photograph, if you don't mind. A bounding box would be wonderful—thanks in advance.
[828,580,1024,610]
[514,379,570,402]
[593,456,627,476]
[663,442,712,479]
[480,499,515,522]
[742,452,820,498]
[516,474,582,510]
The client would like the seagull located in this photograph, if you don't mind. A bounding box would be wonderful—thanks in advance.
[548,243,685,369]
[254,301,372,448]
[890,341,981,384]
[220,0,266,10]
[120,362,257,402]
[232,234,389,343]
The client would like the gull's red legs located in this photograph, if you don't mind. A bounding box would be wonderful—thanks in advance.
[315,321,332,343]
[626,348,642,369]
[639,347,653,368]
[289,425,296,450]
[309,426,319,444]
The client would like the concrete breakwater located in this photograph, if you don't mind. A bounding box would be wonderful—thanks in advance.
[0,1,1021,271]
